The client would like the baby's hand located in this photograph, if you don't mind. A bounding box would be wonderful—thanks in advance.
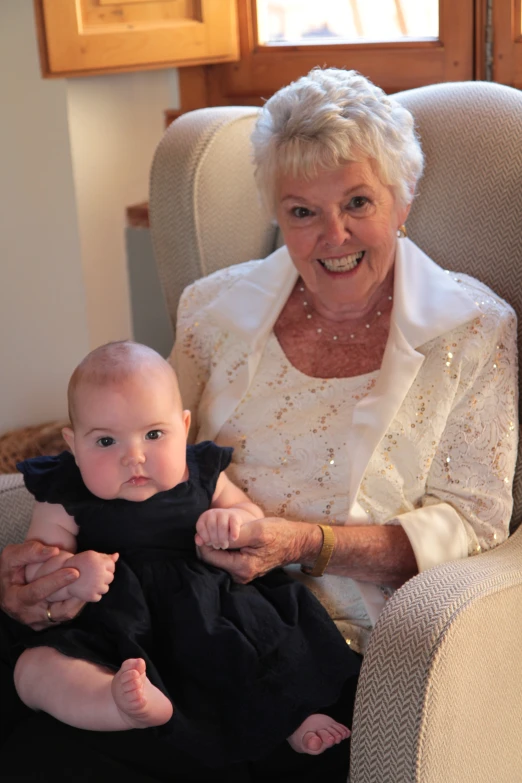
[195,509,244,550]
[65,551,119,602]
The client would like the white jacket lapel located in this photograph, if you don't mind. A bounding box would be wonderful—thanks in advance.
[197,248,297,441]
[346,239,481,517]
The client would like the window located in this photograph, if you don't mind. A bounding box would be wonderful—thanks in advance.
[179,0,474,110]
[256,1,440,45]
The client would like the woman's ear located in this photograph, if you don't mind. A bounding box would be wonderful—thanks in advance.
[62,426,76,455]
[400,201,412,227]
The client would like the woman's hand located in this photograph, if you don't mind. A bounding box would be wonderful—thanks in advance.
[198,517,322,583]
[0,540,84,630]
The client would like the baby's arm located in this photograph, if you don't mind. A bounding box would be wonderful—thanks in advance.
[195,472,264,550]
[25,501,118,602]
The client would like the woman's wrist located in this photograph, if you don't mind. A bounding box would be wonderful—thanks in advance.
[300,524,336,577]
[297,523,328,569]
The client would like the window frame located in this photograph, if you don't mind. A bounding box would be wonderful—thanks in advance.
[179,0,475,109]
[494,0,522,87]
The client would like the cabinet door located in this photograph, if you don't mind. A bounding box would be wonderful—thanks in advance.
[36,0,239,77]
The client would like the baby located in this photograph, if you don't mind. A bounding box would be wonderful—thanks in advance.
[14,341,359,766]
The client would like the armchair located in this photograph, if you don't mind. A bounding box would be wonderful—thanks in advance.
[2,81,522,781]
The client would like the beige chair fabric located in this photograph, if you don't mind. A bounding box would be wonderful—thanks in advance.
[0,474,32,550]
[147,80,522,782]
[149,106,279,329]
[351,525,522,782]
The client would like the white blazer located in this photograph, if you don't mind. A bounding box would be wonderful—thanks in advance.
[172,238,518,624]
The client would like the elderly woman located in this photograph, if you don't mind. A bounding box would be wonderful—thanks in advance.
[174,67,517,652]
[0,67,517,781]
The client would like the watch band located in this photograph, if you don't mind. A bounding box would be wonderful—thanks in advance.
[301,524,335,577]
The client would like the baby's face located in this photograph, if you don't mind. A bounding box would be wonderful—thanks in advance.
[66,371,190,502]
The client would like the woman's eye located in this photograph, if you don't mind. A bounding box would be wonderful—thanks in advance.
[349,196,369,210]
[291,206,312,219]
[146,430,162,440]
[96,437,115,448]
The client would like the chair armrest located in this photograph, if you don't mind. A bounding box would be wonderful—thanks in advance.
[0,473,33,551]
[351,527,522,783]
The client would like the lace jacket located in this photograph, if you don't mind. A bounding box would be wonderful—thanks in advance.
[171,238,518,624]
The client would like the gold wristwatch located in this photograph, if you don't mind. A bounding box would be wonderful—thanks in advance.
[301,524,335,577]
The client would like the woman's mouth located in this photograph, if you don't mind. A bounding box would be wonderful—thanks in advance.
[318,251,365,272]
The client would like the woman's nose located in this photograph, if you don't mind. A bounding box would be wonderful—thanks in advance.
[322,213,351,246]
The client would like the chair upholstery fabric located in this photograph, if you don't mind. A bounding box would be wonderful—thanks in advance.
[1,80,522,782]
[351,524,522,782]
[0,474,32,550]
[149,106,279,332]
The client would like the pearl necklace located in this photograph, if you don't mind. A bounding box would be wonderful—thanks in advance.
[299,285,393,342]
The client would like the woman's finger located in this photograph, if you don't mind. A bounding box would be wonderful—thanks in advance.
[199,547,258,583]
[1,541,60,572]
[18,567,80,607]
[47,596,86,623]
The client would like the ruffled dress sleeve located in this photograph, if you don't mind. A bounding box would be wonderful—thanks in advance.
[16,451,91,511]
[188,441,233,499]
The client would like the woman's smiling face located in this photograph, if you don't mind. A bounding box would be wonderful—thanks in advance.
[276,159,410,313]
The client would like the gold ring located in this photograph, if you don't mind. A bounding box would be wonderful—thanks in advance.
[46,606,57,623]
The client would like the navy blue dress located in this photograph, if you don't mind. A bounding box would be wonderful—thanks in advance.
[16,443,360,767]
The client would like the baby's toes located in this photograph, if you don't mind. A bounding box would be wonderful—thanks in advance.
[317,728,337,747]
[117,669,139,688]
[120,658,146,676]
[336,722,351,741]
[325,722,350,743]
[304,732,323,752]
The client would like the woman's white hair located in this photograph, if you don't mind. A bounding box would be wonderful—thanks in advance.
[251,67,424,216]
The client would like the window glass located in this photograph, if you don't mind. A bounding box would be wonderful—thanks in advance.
[256,0,439,45]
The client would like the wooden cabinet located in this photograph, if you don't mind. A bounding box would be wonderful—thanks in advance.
[34,0,239,77]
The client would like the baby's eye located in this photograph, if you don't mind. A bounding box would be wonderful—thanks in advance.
[145,430,163,440]
[96,437,115,448]
[291,206,313,219]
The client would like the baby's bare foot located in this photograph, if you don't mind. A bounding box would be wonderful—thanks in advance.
[112,658,173,729]
[287,713,351,755]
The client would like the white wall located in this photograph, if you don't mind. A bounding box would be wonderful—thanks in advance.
[0,1,179,433]
[67,68,179,349]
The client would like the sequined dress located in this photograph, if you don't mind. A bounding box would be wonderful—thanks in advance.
[16,443,360,766]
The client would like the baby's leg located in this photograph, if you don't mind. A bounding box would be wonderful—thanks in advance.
[287,713,351,755]
[14,647,173,731]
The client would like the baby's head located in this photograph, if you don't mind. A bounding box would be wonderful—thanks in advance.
[62,341,191,502]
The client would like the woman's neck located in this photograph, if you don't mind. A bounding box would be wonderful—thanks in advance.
[301,270,394,327]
